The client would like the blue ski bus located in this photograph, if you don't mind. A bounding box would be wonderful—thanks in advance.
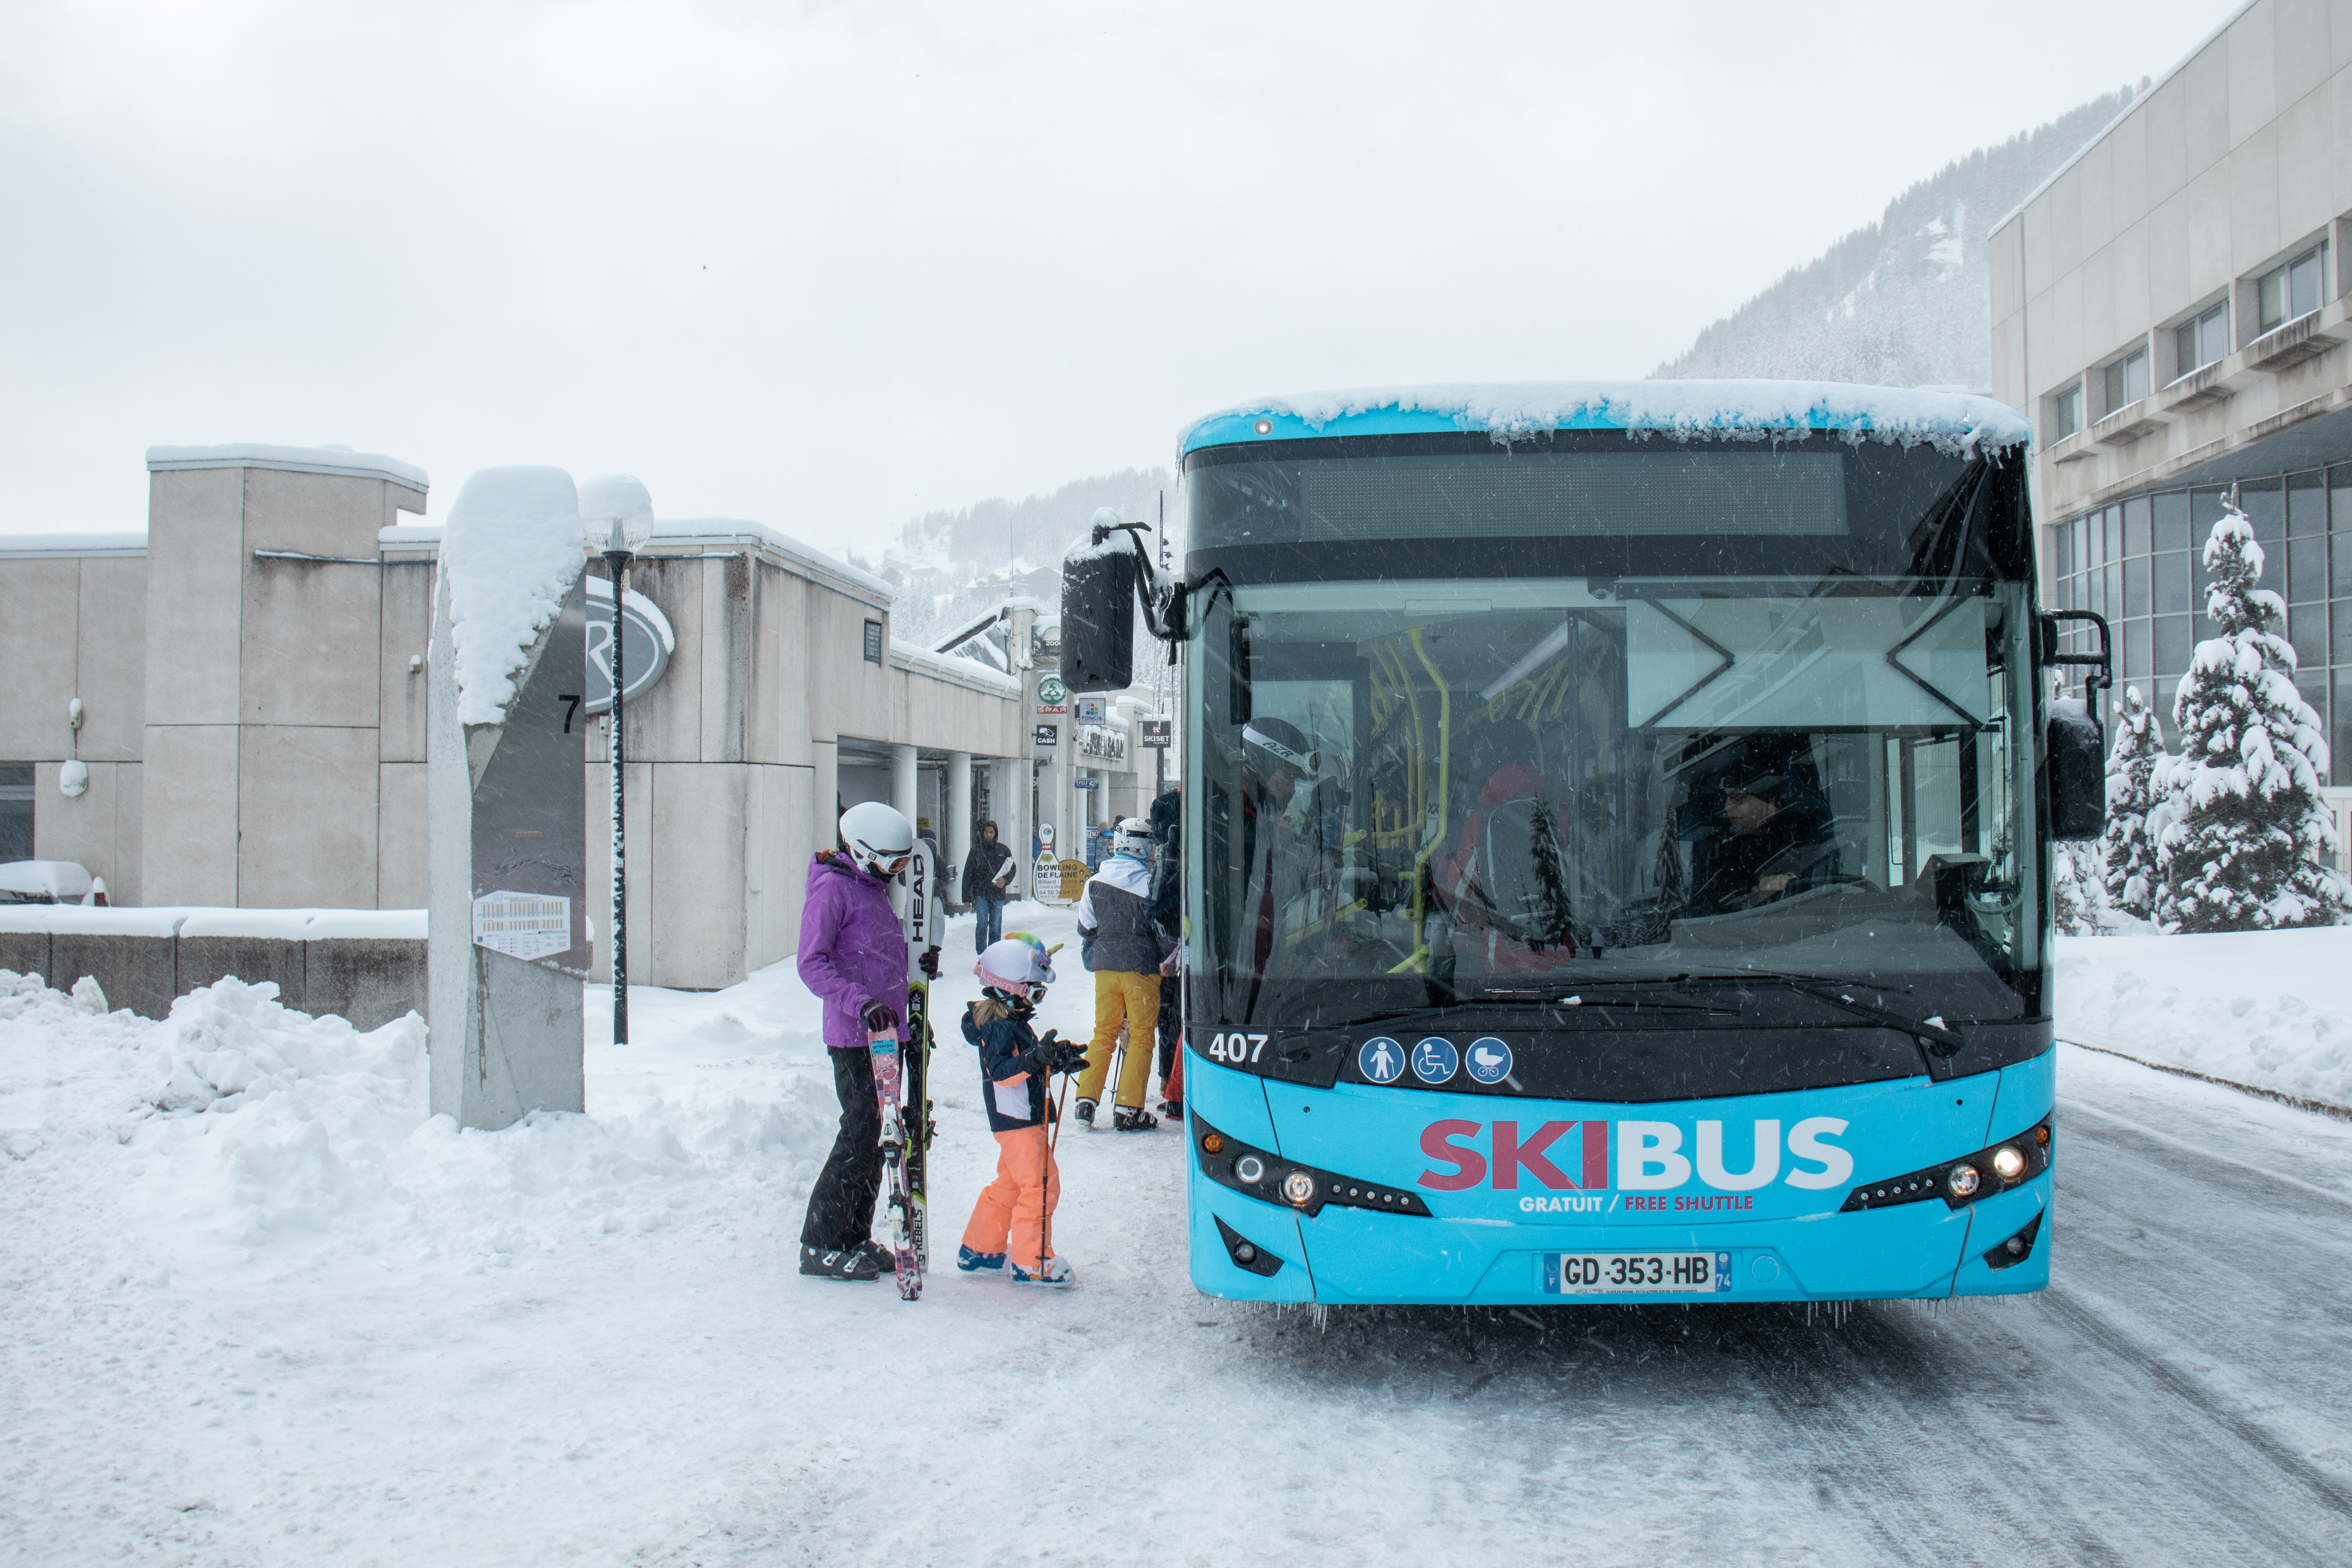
[1060,382,2110,1307]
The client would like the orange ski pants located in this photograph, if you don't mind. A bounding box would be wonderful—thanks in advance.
[962,1123,1060,1272]
[1078,969,1159,1111]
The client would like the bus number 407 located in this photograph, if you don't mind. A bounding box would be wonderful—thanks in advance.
[1206,1033,1269,1064]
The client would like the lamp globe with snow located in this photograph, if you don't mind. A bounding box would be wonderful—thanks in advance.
[581,475,655,1045]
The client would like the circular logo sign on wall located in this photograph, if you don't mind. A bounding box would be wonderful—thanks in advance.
[585,576,676,714]
[1037,674,1069,706]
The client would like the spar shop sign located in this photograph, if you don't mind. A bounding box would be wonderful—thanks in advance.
[1417,1116,1855,1212]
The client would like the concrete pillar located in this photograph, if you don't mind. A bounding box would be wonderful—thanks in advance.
[426,536,587,1131]
[891,743,918,825]
[947,751,972,904]
[813,739,838,845]
[889,743,918,918]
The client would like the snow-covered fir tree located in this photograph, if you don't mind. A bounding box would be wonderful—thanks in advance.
[2152,495,2351,931]
[2052,841,2104,935]
[2100,684,2165,918]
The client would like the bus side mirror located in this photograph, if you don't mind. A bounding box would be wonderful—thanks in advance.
[1061,545,1136,692]
[2046,699,2105,840]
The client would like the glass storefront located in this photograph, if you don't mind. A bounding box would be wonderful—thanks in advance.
[2048,468,2352,781]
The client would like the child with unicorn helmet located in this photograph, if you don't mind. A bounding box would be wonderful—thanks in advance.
[958,936,1089,1286]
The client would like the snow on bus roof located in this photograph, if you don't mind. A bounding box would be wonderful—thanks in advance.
[1179,380,2032,459]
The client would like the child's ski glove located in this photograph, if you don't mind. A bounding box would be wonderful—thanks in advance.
[860,1001,899,1032]
[1032,1031,1090,1074]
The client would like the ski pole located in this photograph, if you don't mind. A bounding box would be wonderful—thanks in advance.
[1042,1054,1073,1274]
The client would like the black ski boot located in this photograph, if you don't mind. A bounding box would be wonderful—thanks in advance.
[1158,1098,1184,1122]
[855,1239,895,1276]
[1112,1106,1159,1132]
[800,1244,881,1281]
[1075,1098,1098,1128]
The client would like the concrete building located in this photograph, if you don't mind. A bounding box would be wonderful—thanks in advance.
[1991,0,2352,784]
[0,444,1051,991]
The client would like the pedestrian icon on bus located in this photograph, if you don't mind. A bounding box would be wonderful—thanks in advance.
[1466,1036,1512,1084]
[1412,1037,1458,1083]
[1358,1036,1404,1084]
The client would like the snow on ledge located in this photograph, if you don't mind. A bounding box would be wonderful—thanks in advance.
[375,517,893,605]
[146,443,429,492]
[891,638,1022,695]
[0,906,426,939]
[1180,380,2033,459]
[0,532,148,558]
[440,467,584,728]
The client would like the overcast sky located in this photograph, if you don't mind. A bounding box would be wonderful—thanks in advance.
[2,0,2230,558]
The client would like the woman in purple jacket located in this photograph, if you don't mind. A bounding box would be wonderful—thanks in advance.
[797,801,935,1281]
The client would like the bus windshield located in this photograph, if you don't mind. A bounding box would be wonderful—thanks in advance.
[1186,445,2043,1037]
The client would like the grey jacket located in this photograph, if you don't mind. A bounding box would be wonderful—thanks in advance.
[1076,856,1175,975]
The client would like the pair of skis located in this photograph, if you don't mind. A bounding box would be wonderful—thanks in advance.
[869,839,940,1301]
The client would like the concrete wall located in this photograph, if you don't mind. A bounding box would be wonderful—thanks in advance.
[0,924,425,1027]
[1990,0,2352,542]
[0,470,1032,999]
[136,461,428,909]
[579,541,1026,989]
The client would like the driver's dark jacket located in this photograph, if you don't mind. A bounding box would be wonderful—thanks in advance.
[1686,809,1836,915]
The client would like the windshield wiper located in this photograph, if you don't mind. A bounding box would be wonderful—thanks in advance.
[1703,972,1965,1054]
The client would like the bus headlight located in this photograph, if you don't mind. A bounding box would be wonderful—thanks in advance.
[1189,1112,1430,1220]
[1838,1114,2054,1214]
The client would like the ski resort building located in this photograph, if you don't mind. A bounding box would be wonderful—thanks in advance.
[0,444,1156,991]
[1991,0,2352,839]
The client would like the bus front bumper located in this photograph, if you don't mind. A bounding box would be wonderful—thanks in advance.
[1190,1169,2052,1305]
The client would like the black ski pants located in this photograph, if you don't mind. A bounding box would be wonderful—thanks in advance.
[802,1045,882,1251]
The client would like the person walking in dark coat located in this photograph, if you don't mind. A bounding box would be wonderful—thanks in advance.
[962,818,1016,953]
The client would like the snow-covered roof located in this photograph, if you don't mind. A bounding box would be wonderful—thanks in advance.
[378,517,894,607]
[439,467,585,728]
[146,443,429,493]
[0,532,148,558]
[1180,381,2033,459]
[890,638,1022,696]
[651,519,893,605]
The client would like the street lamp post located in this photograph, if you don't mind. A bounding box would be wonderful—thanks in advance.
[581,475,655,1045]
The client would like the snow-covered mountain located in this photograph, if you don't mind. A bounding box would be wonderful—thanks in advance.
[1654,85,2143,391]
[857,468,1176,650]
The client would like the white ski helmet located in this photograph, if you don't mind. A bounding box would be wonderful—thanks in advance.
[977,937,1053,996]
[1111,817,1154,861]
[838,800,916,879]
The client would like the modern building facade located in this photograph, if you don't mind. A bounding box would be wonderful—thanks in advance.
[0,443,1143,991]
[1991,0,2352,785]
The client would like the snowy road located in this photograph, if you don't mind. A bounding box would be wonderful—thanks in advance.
[6,912,2352,1566]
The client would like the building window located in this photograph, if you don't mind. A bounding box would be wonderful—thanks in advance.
[2173,300,2228,377]
[0,764,31,862]
[2257,241,2328,336]
[862,619,884,664]
[2051,382,2083,439]
[2101,346,2150,416]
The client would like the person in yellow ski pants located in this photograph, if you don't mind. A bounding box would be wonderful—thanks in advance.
[1073,819,1176,1131]
[1077,970,1158,1118]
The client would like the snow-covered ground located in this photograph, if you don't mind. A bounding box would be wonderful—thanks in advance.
[6,906,2351,1564]
[2054,927,2352,1107]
